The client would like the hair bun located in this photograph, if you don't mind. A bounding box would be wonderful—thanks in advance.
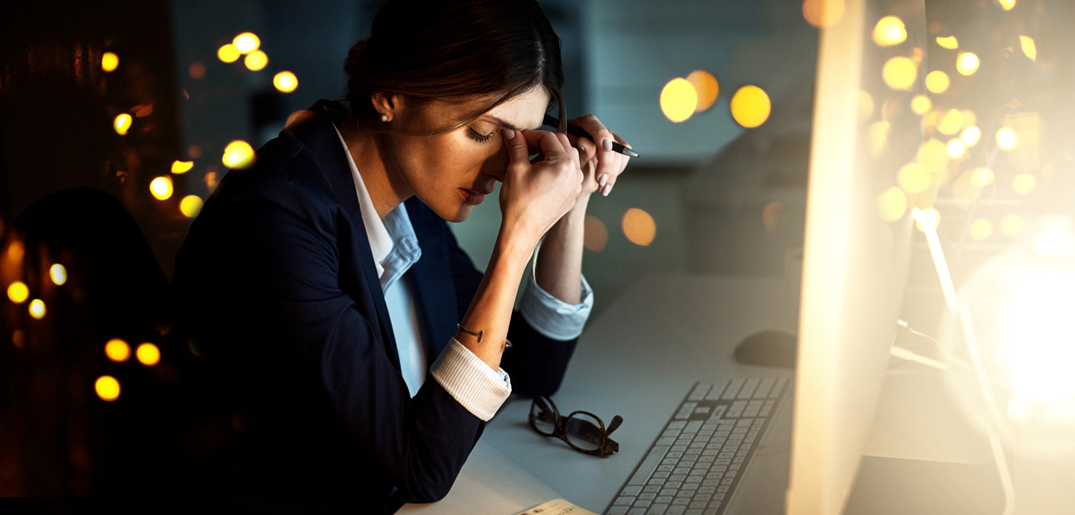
[344,39,369,79]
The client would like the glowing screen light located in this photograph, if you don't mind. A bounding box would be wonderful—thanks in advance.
[882,56,916,91]
[729,85,771,129]
[936,36,958,49]
[957,52,980,75]
[223,140,256,169]
[95,375,121,402]
[101,52,119,72]
[29,299,45,319]
[1005,273,1075,404]
[997,127,1017,150]
[114,114,132,135]
[925,71,949,94]
[686,70,719,112]
[876,187,907,221]
[171,160,194,174]
[180,195,204,218]
[659,78,697,123]
[7,281,29,303]
[872,16,907,47]
[150,176,173,200]
[273,71,299,93]
[105,338,131,362]
[136,343,161,366]
[801,0,845,29]
[622,208,656,246]
[49,264,67,285]
[910,95,932,115]
[244,50,268,71]
[233,32,261,53]
[217,44,241,63]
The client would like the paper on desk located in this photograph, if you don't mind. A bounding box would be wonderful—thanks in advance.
[396,440,561,514]
[513,498,599,515]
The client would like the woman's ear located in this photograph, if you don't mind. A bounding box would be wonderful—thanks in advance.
[370,92,405,123]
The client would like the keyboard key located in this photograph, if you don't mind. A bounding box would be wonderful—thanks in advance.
[643,485,661,493]
[688,383,711,401]
[606,507,629,515]
[614,496,635,506]
[622,485,643,496]
[667,506,688,514]
[635,500,652,508]
[647,504,669,515]
[640,492,657,499]
[722,379,744,400]
[655,496,673,503]
[629,509,647,515]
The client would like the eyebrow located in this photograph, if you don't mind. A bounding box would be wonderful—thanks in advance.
[483,116,542,131]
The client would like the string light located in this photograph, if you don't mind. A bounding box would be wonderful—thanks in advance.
[223,140,255,169]
[244,50,268,71]
[957,52,980,75]
[150,176,173,200]
[925,71,950,94]
[217,44,241,63]
[687,70,719,112]
[659,78,697,123]
[233,32,261,53]
[911,95,932,115]
[136,343,161,366]
[729,85,771,128]
[882,57,917,91]
[49,264,67,285]
[997,127,1017,150]
[273,71,299,93]
[105,339,131,362]
[936,36,959,49]
[7,281,29,303]
[622,208,657,246]
[29,299,45,319]
[180,195,204,218]
[171,160,194,174]
[1019,36,1037,61]
[95,376,121,402]
[113,114,132,135]
[101,52,119,72]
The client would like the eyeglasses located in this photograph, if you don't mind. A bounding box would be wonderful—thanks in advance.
[528,396,622,456]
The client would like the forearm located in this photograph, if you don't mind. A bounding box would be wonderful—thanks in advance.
[536,196,589,304]
[456,227,536,370]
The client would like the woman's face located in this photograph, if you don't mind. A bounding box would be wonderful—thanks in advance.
[387,86,550,223]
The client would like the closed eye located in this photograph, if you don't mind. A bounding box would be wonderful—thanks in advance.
[466,127,495,143]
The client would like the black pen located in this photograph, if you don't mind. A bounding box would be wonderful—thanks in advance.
[543,114,640,158]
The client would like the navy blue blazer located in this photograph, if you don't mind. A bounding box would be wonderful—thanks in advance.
[170,99,579,512]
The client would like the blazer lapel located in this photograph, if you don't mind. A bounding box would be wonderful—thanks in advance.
[405,197,459,359]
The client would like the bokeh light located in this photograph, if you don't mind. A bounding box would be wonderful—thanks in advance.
[659,78,697,123]
[729,85,771,129]
[687,70,719,112]
[244,50,268,71]
[113,113,132,136]
[858,90,875,121]
[999,0,1016,11]
[29,299,45,319]
[233,32,261,53]
[972,167,995,187]
[876,187,907,221]
[1001,214,1024,237]
[7,241,24,264]
[205,171,220,192]
[997,127,1017,150]
[1013,173,1037,194]
[882,57,917,91]
[105,338,131,362]
[866,121,891,158]
[872,16,907,47]
[936,36,958,49]
[95,376,120,402]
[970,219,993,240]
[622,208,656,246]
[217,44,241,63]
[915,207,941,232]
[961,126,982,147]
[223,140,256,169]
[189,61,206,79]
[956,52,980,75]
[171,160,194,174]
[7,281,29,303]
[917,138,950,174]
[583,215,608,252]
[910,95,932,115]
[273,71,299,93]
[801,0,845,28]
[937,109,963,135]
[101,52,119,72]
[136,343,161,366]
[947,139,966,158]
[898,163,930,193]
[180,195,204,218]
[49,264,67,285]
[1019,35,1037,61]
[150,176,173,200]
[925,71,950,94]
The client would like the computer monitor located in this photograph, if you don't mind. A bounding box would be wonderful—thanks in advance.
[787,0,926,514]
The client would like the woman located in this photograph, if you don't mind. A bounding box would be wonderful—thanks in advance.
[171,0,631,511]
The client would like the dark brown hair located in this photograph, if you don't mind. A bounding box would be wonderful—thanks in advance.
[343,0,567,136]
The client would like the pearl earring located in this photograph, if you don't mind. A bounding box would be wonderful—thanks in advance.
[380,114,389,122]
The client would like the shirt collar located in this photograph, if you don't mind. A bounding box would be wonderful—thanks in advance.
[331,121,422,293]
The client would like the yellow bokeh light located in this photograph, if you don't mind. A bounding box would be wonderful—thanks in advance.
[917,138,950,174]
[802,0,845,28]
[937,109,963,135]
[882,56,917,91]
[729,85,771,129]
[95,375,120,402]
[872,16,907,47]
[7,281,29,303]
[217,44,241,63]
[7,241,24,264]
[273,71,299,94]
[877,187,907,221]
[915,207,941,232]
[960,110,977,126]
[1018,35,1036,62]
[622,208,657,246]
[244,50,268,71]
[150,176,173,201]
[1013,173,1036,194]
[101,52,119,72]
[858,90,874,122]
[936,36,959,50]
[997,127,1017,150]
[970,219,993,240]
[947,139,965,158]
[687,70,719,112]
[583,215,608,252]
[1001,214,1023,237]
[925,71,949,94]
[171,160,194,174]
[49,264,67,286]
[972,167,995,187]
[999,0,1016,11]
[866,121,891,158]
[223,140,256,169]
[105,338,131,362]
[113,113,132,136]
[961,126,982,147]
[952,171,979,208]
[180,195,204,218]
[29,299,45,319]
[136,343,161,366]
[659,78,697,123]
[956,52,980,75]
[233,32,261,54]
[910,95,932,115]
[898,163,930,193]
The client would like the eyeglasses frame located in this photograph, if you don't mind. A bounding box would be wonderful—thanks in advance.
[528,395,622,456]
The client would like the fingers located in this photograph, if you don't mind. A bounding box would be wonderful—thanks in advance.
[503,129,530,170]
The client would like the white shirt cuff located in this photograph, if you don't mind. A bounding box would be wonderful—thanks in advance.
[429,337,512,421]
[518,254,594,341]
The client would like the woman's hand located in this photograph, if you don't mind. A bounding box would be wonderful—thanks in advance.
[499,129,584,245]
[564,114,632,198]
